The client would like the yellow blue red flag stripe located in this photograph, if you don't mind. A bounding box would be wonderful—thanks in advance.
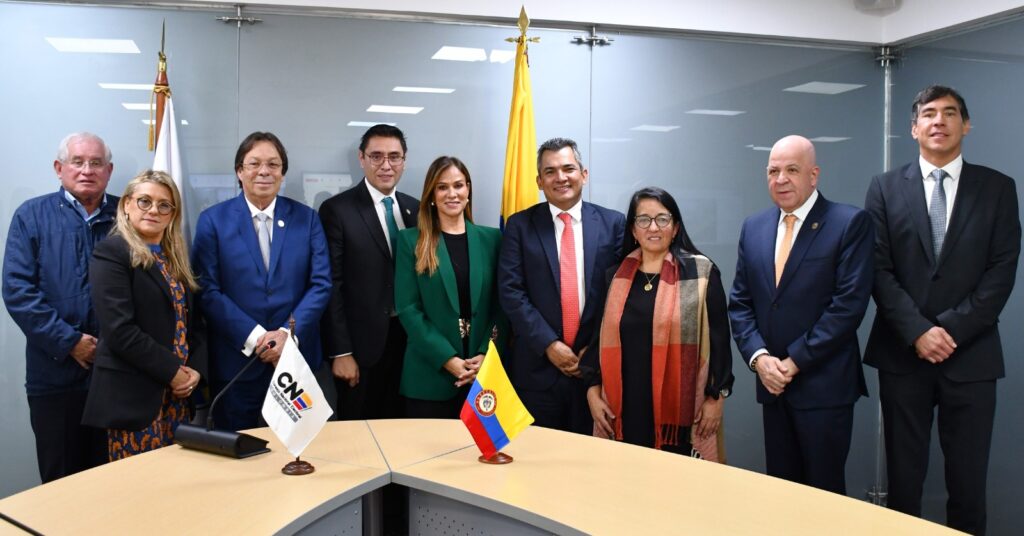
[460,341,534,458]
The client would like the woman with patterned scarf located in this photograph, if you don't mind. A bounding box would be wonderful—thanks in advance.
[582,187,734,461]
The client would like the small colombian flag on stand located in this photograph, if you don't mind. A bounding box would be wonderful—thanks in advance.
[460,341,534,461]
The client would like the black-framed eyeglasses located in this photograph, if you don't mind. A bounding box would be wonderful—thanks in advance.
[634,214,673,229]
[134,196,175,215]
[363,152,405,167]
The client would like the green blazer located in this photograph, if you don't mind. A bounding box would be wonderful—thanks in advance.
[395,222,504,401]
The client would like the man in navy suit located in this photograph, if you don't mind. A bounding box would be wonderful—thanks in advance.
[865,86,1020,535]
[728,135,874,494]
[498,138,625,434]
[192,132,331,431]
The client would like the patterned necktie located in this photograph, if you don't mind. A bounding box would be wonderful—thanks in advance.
[382,196,400,259]
[775,214,797,287]
[928,168,948,258]
[256,213,271,270]
[558,212,580,347]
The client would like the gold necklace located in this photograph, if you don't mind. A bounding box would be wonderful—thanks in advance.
[642,271,658,292]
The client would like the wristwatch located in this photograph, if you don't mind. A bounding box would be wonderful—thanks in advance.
[749,355,761,372]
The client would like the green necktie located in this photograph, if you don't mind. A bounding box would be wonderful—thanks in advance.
[382,196,400,259]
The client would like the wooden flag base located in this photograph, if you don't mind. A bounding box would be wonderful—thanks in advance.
[282,457,315,475]
[478,452,514,464]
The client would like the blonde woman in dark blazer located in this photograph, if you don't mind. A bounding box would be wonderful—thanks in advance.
[395,156,503,418]
[83,170,205,460]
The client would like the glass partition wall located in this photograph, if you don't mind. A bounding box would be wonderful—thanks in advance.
[2,3,1022,533]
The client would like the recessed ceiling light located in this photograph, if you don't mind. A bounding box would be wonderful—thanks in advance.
[348,121,397,127]
[432,46,487,62]
[809,136,850,143]
[46,37,140,54]
[122,103,154,111]
[489,50,515,63]
[393,86,455,94]
[784,82,865,95]
[180,120,189,126]
[99,83,154,90]
[630,125,680,133]
[367,105,423,114]
[746,144,772,151]
[686,109,746,116]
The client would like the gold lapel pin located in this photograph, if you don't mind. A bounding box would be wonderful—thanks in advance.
[811,222,819,230]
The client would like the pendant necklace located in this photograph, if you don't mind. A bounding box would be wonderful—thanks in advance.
[642,271,658,292]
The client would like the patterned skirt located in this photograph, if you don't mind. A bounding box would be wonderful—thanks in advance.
[107,391,191,461]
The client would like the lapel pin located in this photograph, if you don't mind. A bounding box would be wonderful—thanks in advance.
[278,220,284,228]
[811,222,819,230]
[405,208,411,215]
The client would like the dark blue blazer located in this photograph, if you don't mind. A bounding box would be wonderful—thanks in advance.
[728,193,874,409]
[192,194,331,382]
[498,201,625,391]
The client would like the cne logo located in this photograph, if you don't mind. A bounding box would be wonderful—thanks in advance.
[277,372,313,412]
[474,389,497,417]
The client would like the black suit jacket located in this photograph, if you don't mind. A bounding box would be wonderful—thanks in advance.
[82,235,207,430]
[318,179,419,367]
[864,160,1021,381]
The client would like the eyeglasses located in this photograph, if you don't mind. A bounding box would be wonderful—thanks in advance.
[242,161,283,172]
[67,159,107,170]
[363,152,405,167]
[134,196,175,215]
[634,214,673,229]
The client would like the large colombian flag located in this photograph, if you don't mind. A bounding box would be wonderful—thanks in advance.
[499,7,539,230]
[460,341,534,458]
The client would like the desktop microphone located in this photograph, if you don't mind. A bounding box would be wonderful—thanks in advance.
[174,341,276,458]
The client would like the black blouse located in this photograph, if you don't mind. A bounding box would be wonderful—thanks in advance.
[443,231,471,358]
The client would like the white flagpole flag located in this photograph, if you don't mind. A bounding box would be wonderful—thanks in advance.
[152,97,189,242]
[261,335,332,457]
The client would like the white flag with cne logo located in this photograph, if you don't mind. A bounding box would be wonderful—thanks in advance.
[261,334,332,457]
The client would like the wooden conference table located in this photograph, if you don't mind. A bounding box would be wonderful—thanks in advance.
[0,420,959,535]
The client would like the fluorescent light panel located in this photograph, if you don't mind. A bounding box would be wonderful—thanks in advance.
[745,144,772,151]
[46,37,140,54]
[686,109,745,116]
[99,83,154,90]
[348,121,397,127]
[122,103,154,111]
[367,105,423,114]
[432,46,486,62]
[630,124,680,133]
[393,86,454,94]
[809,136,850,143]
[489,50,515,63]
[784,82,865,95]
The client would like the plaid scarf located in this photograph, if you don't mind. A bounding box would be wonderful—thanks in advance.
[598,248,719,461]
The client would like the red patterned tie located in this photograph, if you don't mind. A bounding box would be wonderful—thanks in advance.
[558,212,580,347]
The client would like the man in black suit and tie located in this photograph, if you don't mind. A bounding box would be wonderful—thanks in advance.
[498,138,625,434]
[319,124,419,420]
[729,135,875,495]
[865,86,1020,535]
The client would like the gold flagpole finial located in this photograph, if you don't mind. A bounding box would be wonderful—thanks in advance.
[505,7,540,44]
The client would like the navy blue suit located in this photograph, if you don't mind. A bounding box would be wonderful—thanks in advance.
[729,193,873,493]
[192,194,331,430]
[498,201,624,433]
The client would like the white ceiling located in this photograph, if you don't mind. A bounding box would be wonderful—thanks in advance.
[198,0,1024,44]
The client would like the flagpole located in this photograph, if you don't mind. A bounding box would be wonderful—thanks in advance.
[282,315,316,476]
[149,20,170,151]
[499,6,540,231]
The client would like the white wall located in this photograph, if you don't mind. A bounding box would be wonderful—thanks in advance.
[200,0,1023,44]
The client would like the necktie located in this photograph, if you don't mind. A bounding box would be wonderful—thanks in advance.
[558,212,580,347]
[256,213,271,270]
[928,168,948,258]
[382,196,400,258]
[775,214,797,287]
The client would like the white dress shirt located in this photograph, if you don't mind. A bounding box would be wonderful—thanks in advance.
[365,179,407,255]
[920,154,962,231]
[549,199,586,314]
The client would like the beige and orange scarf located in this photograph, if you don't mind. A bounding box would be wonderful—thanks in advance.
[598,248,721,462]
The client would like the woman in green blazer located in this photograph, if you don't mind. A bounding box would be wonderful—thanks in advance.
[395,156,504,418]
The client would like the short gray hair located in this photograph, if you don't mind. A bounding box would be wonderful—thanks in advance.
[537,137,584,172]
[56,132,112,163]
